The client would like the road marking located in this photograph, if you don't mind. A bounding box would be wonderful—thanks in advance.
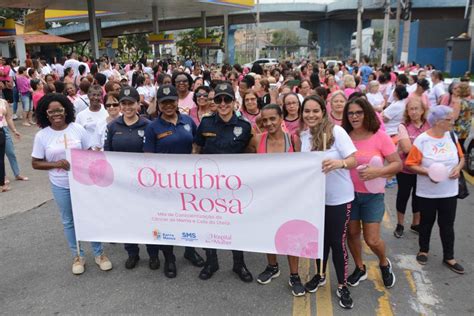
[367,260,394,316]
[463,170,474,185]
[395,255,441,315]
[316,263,333,316]
[292,258,311,316]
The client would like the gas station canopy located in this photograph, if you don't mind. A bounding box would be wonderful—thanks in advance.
[0,0,254,22]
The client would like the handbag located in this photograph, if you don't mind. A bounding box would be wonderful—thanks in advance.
[449,131,470,199]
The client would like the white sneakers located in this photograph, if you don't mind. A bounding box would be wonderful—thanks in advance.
[72,254,113,275]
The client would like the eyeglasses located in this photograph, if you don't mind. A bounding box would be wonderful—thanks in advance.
[245,97,257,102]
[105,102,120,108]
[347,110,364,117]
[196,93,209,98]
[175,79,188,84]
[213,95,233,104]
[46,108,65,116]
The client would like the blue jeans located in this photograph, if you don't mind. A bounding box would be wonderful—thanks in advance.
[4,128,20,177]
[51,183,103,258]
[12,86,19,114]
[20,92,32,112]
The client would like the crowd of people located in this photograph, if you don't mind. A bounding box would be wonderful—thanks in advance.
[0,52,471,310]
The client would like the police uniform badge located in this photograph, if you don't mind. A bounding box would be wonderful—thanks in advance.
[184,124,191,132]
[233,126,243,137]
[163,87,170,95]
[138,130,145,137]
[124,89,130,96]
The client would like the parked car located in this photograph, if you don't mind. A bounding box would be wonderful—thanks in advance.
[464,117,474,176]
[243,58,279,69]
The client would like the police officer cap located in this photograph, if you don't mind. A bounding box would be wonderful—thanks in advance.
[157,84,178,103]
[214,81,235,100]
[119,86,140,103]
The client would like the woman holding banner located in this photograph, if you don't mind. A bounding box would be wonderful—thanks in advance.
[31,93,113,275]
[103,86,160,272]
[341,97,401,290]
[253,104,305,297]
[299,95,357,309]
[143,84,205,278]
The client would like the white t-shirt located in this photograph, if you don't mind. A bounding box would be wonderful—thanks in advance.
[31,123,91,188]
[407,83,417,94]
[73,95,89,114]
[428,82,446,107]
[408,131,460,198]
[137,85,156,103]
[100,69,113,79]
[78,62,90,75]
[52,63,65,78]
[92,114,122,149]
[75,106,108,139]
[367,92,385,110]
[383,99,406,136]
[300,125,356,205]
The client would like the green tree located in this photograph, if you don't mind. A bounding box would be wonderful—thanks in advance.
[176,27,222,58]
[118,34,151,61]
[271,29,299,47]
[0,8,27,22]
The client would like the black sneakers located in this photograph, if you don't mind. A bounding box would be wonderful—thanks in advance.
[256,264,280,285]
[288,275,306,297]
[336,286,354,309]
[304,274,326,293]
[149,257,160,270]
[347,265,367,287]
[410,225,420,234]
[393,224,404,238]
[125,255,140,269]
[380,258,396,288]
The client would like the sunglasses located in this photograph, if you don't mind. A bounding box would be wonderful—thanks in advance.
[196,93,209,98]
[105,102,120,108]
[46,108,65,116]
[347,110,364,117]
[213,95,233,104]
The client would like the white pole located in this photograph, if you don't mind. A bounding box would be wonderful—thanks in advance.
[256,0,260,60]
[356,0,363,62]
[381,0,390,64]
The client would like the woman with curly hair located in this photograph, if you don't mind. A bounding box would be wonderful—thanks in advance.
[31,93,113,275]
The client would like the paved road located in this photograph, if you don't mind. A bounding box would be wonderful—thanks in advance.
[1,123,473,315]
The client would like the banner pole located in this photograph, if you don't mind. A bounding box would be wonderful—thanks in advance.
[319,132,327,276]
[64,134,81,258]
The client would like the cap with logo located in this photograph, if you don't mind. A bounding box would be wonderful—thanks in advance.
[214,82,235,100]
[119,86,140,103]
[157,84,178,103]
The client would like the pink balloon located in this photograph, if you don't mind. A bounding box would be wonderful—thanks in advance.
[274,220,319,258]
[428,163,449,182]
[89,159,114,187]
[358,156,386,193]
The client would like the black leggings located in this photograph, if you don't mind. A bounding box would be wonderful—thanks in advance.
[396,172,420,215]
[418,196,457,260]
[317,202,351,285]
[0,128,5,186]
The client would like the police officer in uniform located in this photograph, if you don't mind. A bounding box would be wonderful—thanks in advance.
[104,87,161,270]
[143,84,205,278]
[192,81,254,282]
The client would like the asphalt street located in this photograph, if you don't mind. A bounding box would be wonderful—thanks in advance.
[1,122,473,315]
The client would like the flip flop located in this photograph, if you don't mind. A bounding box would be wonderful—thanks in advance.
[4,178,10,185]
[1,185,11,193]
[15,176,29,181]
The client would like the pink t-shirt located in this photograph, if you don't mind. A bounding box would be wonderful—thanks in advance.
[0,65,11,81]
[350,129,397,193]
[344,88,356,98]
[178,91,196,113]
[283,118,300,135]
[241,110,260,130]
[32,91,45,110]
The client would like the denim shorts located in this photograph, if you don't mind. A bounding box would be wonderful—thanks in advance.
[350,192,385,223]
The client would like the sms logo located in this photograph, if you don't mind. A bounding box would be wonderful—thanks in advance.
[181,232,198,241]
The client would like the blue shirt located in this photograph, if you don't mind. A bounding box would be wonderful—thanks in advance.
[104,116,149,153]
[360,65,373,85]
[194,112,252,154]
[143,113,197,154]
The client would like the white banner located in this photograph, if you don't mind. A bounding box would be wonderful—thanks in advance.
[67,149,326,259]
